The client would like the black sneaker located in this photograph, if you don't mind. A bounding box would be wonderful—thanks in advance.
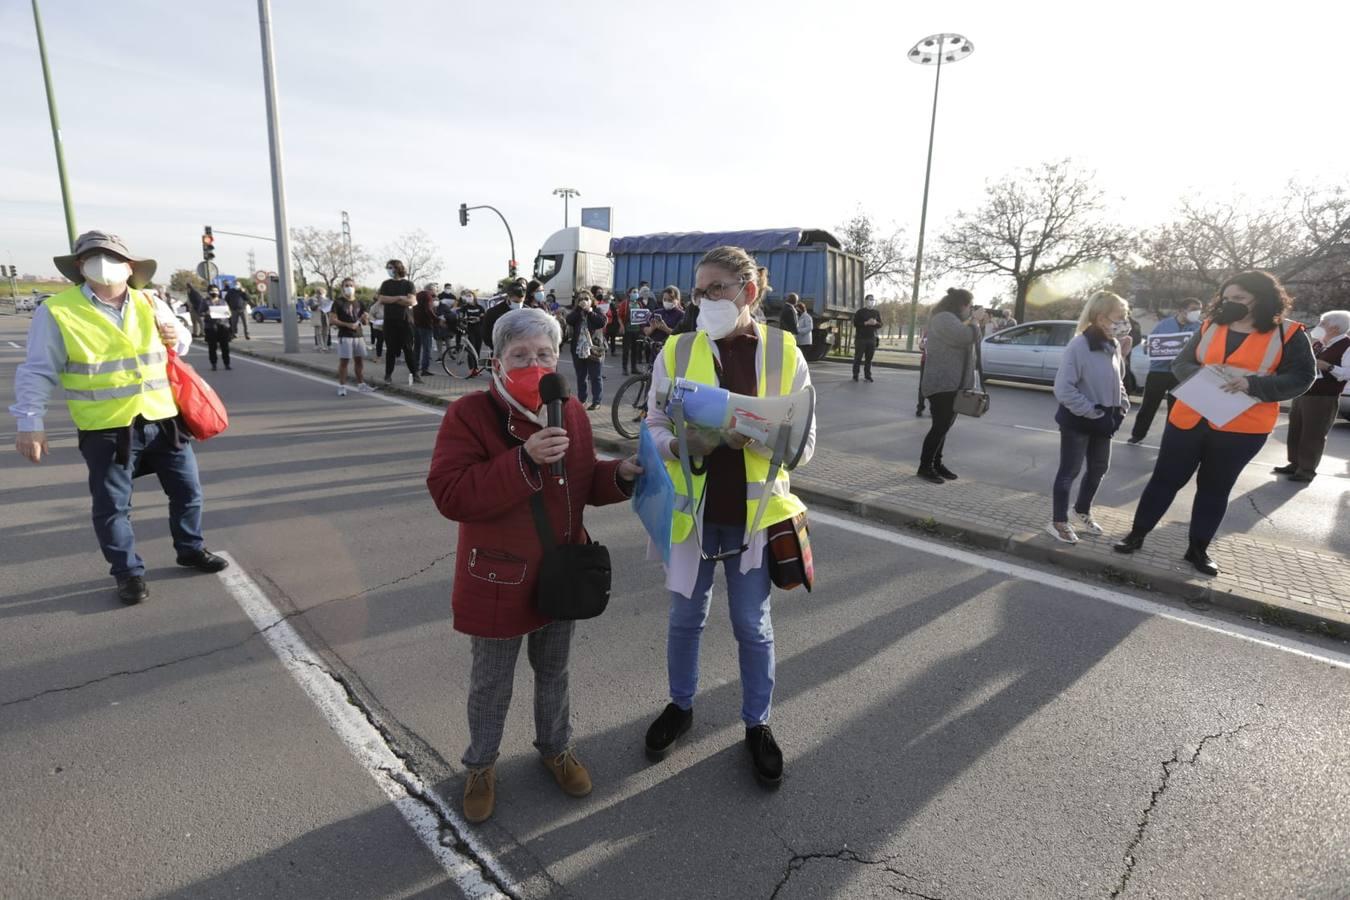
[864,376,874,382]
[916,467,945,485]
[644,703,692,760]
[176,549,230,573]
[116,575,148,605]
[745,725,783,787]
[1271,464,1296,475]
[934,464,959,480]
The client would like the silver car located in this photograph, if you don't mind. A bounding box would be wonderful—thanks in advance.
[980,320,1151,387]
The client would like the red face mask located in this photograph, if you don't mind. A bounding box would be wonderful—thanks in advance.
[499,365,547,411]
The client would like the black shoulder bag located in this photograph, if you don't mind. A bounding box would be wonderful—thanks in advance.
[529,492,612,620]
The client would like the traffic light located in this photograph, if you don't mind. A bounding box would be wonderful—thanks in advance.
[202,226,215,262]
[508,259,518,277]
[458,203,469,227]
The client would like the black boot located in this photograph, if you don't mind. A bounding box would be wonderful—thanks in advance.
[1112,531,1146,554]
[1183,540,1219,577]
[176,549,230,573]
[116,575,148,605]
[645,703,692,760]
[746,725,783,787]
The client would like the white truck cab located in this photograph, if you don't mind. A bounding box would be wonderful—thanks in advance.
[532,226,614,305]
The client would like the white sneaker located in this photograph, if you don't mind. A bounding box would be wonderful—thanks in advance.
[1046,522,1079,544]
[337,385,347,397]
[1073,511,1104,535]
[356,382,374,393]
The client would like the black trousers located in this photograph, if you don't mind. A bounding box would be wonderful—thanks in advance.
[853,340,877,379]
[916,358,927,412]
[622,332,644,372]
[206,335,231,368]
[1130,421,1267,546]
[1129,371,1178,441]
[919,391,958,469]
[372,327,384,357]
[229,309,250,339]
[383,322,418,379]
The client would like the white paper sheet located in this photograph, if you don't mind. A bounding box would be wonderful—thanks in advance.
[1170,365,1258,427]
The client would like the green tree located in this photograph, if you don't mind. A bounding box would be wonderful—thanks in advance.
[169,268,206,293]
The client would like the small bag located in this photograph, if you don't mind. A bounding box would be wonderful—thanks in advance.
[529,493,612,620]
[953,336,990,418]
[588,330,606,361]
[767,512,814,592]
[165,348,229,440]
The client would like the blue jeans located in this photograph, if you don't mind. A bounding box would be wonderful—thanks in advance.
[572,356,603,404]
[416,327,434,373]
[668,523,775,726]
[1052,426,1112,522]
[77,418,205,579]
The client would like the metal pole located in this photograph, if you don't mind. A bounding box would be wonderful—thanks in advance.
[906,51,944,351]
[31,0,76,250]
[257,0,298,352]
[564,194,569,228]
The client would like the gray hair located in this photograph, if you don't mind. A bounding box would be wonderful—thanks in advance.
[1320,310,1350,333]
[493,307,561,354]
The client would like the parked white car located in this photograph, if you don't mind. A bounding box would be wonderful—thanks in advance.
[980,320,1151,388]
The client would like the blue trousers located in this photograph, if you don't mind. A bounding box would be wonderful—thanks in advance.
[1130,421,1267,545]
[1052,426,1112,522]
[77,419,205,578]
[415,327,435,373]
[668,523,775,726]
[572,356,603,404]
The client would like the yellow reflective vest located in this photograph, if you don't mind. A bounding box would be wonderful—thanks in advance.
[663,323,806,544]
[45,286,178,431]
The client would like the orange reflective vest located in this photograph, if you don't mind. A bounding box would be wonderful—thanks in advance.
[1168,320,1303,434]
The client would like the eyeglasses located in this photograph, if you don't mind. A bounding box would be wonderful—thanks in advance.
[691,278,747,304]
[503,350,558,368]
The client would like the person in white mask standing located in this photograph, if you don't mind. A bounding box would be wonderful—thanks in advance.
[10,231,229,605]
[641,245,816,788]
[1277,309,1350,482]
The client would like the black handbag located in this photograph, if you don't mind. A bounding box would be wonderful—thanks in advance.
[529,493,612,620]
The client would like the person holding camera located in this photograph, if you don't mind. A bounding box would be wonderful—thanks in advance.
[917,288,986,483]
[1046,291,1131,544]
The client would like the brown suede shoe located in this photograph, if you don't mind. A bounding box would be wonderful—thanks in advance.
[462,766,496,824]
[542,749,592,797]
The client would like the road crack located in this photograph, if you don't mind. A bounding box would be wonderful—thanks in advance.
[1109,722,1257,898]
[1247,496,1274,528]
[769,840,942,900]
[1,551,455,709]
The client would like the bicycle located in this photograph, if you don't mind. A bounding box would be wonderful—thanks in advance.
[611,336,657,440]
[440,335,489,379]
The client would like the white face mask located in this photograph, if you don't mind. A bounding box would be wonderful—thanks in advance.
[1310,325,1328,342]
[342,286,355,298]
[1185,309,1202,324]
[534,291,545,302]
[580,303,592,312]
[696,298,743,340]
[82,255,132,288]
[1109,318,1131,338]
[663,299,676,310]
[509,300,522,310]
[386,268,397,278]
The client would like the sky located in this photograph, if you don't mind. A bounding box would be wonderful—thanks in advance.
[2,0,1346,300]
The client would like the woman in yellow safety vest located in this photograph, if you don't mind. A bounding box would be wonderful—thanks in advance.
[1113,270,1316,575]
[641,245,816,788]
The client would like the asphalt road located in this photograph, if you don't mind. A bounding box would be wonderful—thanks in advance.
[2,319,1349,899]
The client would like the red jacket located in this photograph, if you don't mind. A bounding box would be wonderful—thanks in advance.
[427,385,631,638]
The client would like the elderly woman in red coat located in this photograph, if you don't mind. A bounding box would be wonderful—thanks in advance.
[427,307,639,825]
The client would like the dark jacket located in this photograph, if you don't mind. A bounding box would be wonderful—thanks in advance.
[426,386,630,638]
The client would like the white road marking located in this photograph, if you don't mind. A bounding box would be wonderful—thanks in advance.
[7,341,21,349]
[249,352,1350,670]
[232,353,444,416]
[809,509,1350,671]
[215,553,513,899]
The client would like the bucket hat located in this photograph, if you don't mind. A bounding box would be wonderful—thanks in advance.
[53,231,158,288]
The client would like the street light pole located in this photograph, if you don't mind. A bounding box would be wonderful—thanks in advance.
[552,188,580,227]
[30,0,76,251]
[904,33,974,351]
[257,0,299,353]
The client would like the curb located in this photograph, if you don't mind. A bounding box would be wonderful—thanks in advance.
[233,345,1347,640]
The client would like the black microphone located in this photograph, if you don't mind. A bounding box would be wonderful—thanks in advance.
[539,372,570,477]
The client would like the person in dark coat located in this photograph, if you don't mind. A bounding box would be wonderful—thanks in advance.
[427,307,639,825]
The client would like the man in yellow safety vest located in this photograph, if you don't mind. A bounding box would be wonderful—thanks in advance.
[11,231,229,605]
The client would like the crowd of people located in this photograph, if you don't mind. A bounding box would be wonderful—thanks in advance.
[11,228,1346,835]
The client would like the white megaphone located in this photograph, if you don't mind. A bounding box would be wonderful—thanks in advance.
[665,377,815,468]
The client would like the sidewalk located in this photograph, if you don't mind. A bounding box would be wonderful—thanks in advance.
[231,341,1350,638]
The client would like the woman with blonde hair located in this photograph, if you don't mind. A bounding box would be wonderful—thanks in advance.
[1047,291,1131,543]
[641,246,816,787]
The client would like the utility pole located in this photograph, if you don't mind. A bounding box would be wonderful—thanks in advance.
[256,0,299,353]
[552,188,580,228]
[31,0,77,250]
[247,248,257,277]
[341,210,354,279]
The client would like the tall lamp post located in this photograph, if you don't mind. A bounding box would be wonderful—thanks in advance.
[552,187,580,227]
[31,0,77,250]
[904,33,973,351]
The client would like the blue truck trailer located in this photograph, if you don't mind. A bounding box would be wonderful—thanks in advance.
[608,228,864,361]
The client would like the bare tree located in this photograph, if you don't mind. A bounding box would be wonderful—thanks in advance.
[385,229,443,283]
[291,226,371,293]
[938,160,1135,321]
[837,211,910,289]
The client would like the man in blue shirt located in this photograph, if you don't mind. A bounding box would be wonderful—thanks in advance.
[1127,298,1203,443]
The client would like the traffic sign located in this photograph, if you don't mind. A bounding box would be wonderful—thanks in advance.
[254,269,270,284]
[197,261,219,281]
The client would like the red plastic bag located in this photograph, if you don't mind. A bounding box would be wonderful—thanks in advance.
[165,348,229,440]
